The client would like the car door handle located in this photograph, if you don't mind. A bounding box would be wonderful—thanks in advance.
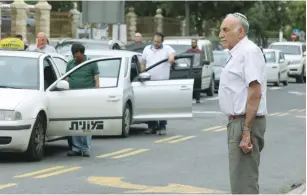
[180,86,191,90]
[107,96,120,102]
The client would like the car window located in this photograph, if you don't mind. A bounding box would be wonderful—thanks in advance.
[52,57,67,75]
[264,51,276,63]
[169,44,191,54]
[269,45,301,55]
[213,51,229,66]
[56,42,110,54]
[0,56,39,90]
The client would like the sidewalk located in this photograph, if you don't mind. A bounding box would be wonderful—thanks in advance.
[287,183,306,194]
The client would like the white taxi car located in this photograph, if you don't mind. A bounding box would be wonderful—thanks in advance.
[0,50,194,161]
[263,49,289,86]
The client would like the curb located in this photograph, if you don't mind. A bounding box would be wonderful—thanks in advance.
[287,183,306,194]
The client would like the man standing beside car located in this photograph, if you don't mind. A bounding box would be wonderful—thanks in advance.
[140,32,176,135]
[66,43,100,157]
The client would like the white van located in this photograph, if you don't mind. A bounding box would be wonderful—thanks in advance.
[269,42,306,83]
[163,37,215,96]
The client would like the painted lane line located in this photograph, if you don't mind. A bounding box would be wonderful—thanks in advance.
[202,126,222,131]
[96,148,134,158]
[268,112,281,116]
[296,116,306,118]
[0,183,17,190]
[168,136,196,144]
[14,166,65,178]
[214,127,227,132]
[277,113,289,116]
[289,109,299,112]
[33,166,81,179]
[111,149,149,159]
[154,135,183,143]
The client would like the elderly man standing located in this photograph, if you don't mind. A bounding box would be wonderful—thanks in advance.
[126,32,143,51]
[29,32,56,53]
[141,32,176,135]
[218,13,267,194]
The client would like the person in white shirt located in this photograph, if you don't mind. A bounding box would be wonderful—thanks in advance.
[140,32,176,135]
[28,32,56,53]
[218,13,267,194]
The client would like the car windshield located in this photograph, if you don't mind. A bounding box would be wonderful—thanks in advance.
[269,45,301,55]
[0,56,39,90]
[264,51,276,63]
[213,51,229,66]
[169,44,191,54]
[56,42,110,54]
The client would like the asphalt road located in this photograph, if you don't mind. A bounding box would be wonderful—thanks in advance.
[0,82,305,194]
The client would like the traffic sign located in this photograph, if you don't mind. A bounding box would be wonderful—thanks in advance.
[293,28,300,35]
[291,33,297,41]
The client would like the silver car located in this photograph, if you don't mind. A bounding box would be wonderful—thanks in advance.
[213,50,229,91]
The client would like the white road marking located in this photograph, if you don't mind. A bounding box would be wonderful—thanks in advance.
[269,87,282,90]
[288,91,306,96]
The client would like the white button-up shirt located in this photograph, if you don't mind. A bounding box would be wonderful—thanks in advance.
[218,37,267,116]
[141,44,176,80]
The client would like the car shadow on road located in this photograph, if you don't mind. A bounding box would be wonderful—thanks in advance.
[0,126,151,163]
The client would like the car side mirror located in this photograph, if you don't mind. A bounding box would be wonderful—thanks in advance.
[202,60,210,66]
[138,72,151,82]
[279,59,285,63]
[55,80,69,90]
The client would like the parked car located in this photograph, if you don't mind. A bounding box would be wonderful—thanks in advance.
[55,39,125,55]
[0,50,193,161]
[212,50,229,91]
[263,49,289,86]
[269,42,306,83]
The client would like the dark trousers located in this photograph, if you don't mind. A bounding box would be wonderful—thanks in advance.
[148,121,167,129]
[227,117,266,194]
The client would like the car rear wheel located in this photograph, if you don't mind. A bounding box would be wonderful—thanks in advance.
[25,115,46,161]
[296,66,305,83]
[274,74,280,86]
[121,104,131,138]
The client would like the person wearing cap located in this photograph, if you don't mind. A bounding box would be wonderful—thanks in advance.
[218,13,267,194]
[65,43,100,157]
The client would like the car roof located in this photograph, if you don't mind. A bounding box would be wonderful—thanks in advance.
[0,50,44,58]
[263,49,280,53]
[270,42,305,46]
[163,39,212,45]
[64,49,140,58]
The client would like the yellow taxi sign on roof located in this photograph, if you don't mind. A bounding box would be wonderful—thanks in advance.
[0,37,24,50]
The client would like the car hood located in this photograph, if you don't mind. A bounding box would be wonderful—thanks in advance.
[0,89,39,110]
[285,55,302,64]
[99,78,118,88]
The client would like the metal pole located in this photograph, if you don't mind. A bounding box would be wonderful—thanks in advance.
[185,1,190,36]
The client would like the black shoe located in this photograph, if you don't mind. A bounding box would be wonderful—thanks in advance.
[196,99,201,103]
[82,151,91,157]
[67,151,82,156]
[158,127,166,135]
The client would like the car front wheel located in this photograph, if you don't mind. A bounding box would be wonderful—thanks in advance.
[121,104,131,138]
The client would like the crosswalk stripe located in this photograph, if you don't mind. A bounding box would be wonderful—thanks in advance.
[111,149,149,159]
[14,166,65,178]
[168,136,196,144]
[33,167,81,179]
[154,135,183,143]
[0,183,17,190]
[96,148,134,158]
[202,126,222,131]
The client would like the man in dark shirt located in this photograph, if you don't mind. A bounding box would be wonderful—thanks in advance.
[186,39,201,53]
[66,43,100,157]
[186,39,201,103]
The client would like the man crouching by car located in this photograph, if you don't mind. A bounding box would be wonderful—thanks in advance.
[65,43,100,157]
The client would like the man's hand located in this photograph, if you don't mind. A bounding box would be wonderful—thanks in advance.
[168,54,175,64]
[239,131,253,153]
[94,75,100,88]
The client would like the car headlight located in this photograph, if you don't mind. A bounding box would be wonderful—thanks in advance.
[0,110,22,121]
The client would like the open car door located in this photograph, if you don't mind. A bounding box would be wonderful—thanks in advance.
[131,56,194,122]
[45,57,124,136]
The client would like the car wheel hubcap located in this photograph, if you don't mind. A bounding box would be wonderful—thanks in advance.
[124,108,130,134]
[34,122,44,154]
